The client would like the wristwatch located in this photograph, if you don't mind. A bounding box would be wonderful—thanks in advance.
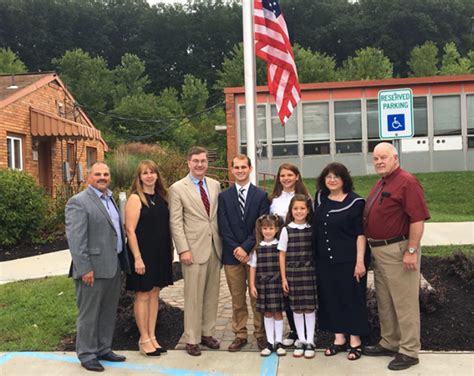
[407,247,417,254]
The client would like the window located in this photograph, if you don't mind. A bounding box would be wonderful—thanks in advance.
[239,105,267,157]
[302,103,330,155]
[366,99,380,152]
[271,105,298,156]
[468,95,474,148]
[7,136,23,170]
[87,147,97,169]
[335,101,362,153]
[413,97,428,137]
[433,96,461,136]
[66,143,75,177]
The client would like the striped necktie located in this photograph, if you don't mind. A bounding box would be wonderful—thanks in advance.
[198,180,210,216]
[238,187,246,219]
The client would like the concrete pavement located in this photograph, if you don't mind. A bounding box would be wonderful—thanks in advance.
[1,350,473,376]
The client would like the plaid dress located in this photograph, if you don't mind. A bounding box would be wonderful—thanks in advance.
[255,243,285,313]
[285,226,317,311]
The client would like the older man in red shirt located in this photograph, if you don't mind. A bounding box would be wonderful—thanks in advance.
[363,142,430,371]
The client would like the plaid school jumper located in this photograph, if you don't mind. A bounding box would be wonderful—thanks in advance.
[285,226,317,311]
[255,243,285,313]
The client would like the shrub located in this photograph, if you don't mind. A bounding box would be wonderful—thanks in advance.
[0,169,49,246]
[106,143,188,191]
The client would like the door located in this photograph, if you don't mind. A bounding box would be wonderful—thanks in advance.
[38,140,52,195]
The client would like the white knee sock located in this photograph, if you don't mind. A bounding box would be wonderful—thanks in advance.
[264,317,275,345]
[304,311,316,345]
[293,312,305,343]
[274,319,283,344]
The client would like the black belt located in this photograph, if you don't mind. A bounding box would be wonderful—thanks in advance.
[368,235,407,247]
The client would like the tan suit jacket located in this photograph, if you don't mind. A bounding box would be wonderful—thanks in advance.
[169,175,222,264]
[169,174,222,343]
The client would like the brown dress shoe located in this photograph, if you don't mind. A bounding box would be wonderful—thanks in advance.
[186,344,202,356]
[201,336,220,349]
[256,336,268,351]
[228,337,248,352]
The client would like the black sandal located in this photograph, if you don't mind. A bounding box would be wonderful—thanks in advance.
[324,343,347,356]
[347,345,362,360]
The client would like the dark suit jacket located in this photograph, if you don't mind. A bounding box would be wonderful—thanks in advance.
[218,183,269,265]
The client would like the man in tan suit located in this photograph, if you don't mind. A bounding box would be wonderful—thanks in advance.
[169,146,222,356]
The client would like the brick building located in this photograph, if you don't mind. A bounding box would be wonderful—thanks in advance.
[224,75,474,177]
[0,72,107,195]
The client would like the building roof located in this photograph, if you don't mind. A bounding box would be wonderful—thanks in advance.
[224,74,474,94]
[0,72,108,150]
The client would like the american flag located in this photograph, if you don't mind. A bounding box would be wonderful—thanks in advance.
[254,0,301,125]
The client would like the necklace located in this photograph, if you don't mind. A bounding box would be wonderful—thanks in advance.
[328,192,346,202]
[146,192,157,205]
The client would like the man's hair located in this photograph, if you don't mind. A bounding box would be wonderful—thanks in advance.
[231,154,252,168]
[88,161,108,175]
[187,146,208,160]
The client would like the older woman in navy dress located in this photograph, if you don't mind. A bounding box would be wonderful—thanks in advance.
[313,162,369,361]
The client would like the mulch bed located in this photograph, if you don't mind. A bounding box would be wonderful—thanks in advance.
[2,241,472,351]
[0,236,69,262]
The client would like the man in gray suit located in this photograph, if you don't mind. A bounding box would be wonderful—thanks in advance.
[66,162,131,372]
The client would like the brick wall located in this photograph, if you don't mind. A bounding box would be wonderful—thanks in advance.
[0,81,105,195]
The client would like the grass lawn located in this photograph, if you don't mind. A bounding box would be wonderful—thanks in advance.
[0,276,76,351]
[262,171,474,222]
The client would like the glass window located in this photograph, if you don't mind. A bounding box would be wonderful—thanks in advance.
[467,95,474,149]
[433,96,461,136]
[87,147,97,169]
[271,105,297,142]
[7,136,23,170]
[270,105,298,156]
[367,99,379,139]
[335,101,362,140]
[413,97,427,137]
[302,103,329,141]
[239,105,267,144]
[335,101,362,153]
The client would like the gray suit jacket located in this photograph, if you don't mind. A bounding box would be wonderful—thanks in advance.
[65,187,131,279]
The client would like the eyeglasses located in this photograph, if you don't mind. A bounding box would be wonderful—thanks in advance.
[325,174,341,181]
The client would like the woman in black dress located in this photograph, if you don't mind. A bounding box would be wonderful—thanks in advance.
[313,162,369,360]
[125,160,173,356]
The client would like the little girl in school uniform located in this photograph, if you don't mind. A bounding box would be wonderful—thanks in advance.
[249,214,286,357]
[279,194,317,359]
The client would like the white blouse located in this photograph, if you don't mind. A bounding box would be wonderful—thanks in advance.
[269,191,295,221]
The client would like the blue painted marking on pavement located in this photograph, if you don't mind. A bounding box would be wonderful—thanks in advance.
[0,352,227,375]
[260,353,278,376]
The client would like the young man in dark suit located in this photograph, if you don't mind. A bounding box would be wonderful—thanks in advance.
[218,154,269,352]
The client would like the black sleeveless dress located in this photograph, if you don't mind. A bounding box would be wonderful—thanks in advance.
[126,193,173,292]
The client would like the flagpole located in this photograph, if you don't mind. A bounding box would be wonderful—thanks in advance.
[242,0,257,185]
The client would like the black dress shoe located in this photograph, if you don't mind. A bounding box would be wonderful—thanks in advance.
[97,351,126,362]
[81,359,104,372]
[363,344,397,357]
[388,353,419,370]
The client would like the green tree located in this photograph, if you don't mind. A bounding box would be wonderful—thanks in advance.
[181,74,209,115]
[439,42,471,75]
[338,47,393,80]
[0,48,27,74]
[214,43,267,91]
[112,53,150,105]
[293,44,337,83]
[408,41,438,77]
[52,49,112,112]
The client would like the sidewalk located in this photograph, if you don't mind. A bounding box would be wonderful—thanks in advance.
[1,350,472,375]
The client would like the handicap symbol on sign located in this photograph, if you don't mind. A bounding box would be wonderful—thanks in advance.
[387,114,405,132]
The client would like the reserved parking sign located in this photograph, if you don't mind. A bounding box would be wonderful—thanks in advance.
[378,88,414,139]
